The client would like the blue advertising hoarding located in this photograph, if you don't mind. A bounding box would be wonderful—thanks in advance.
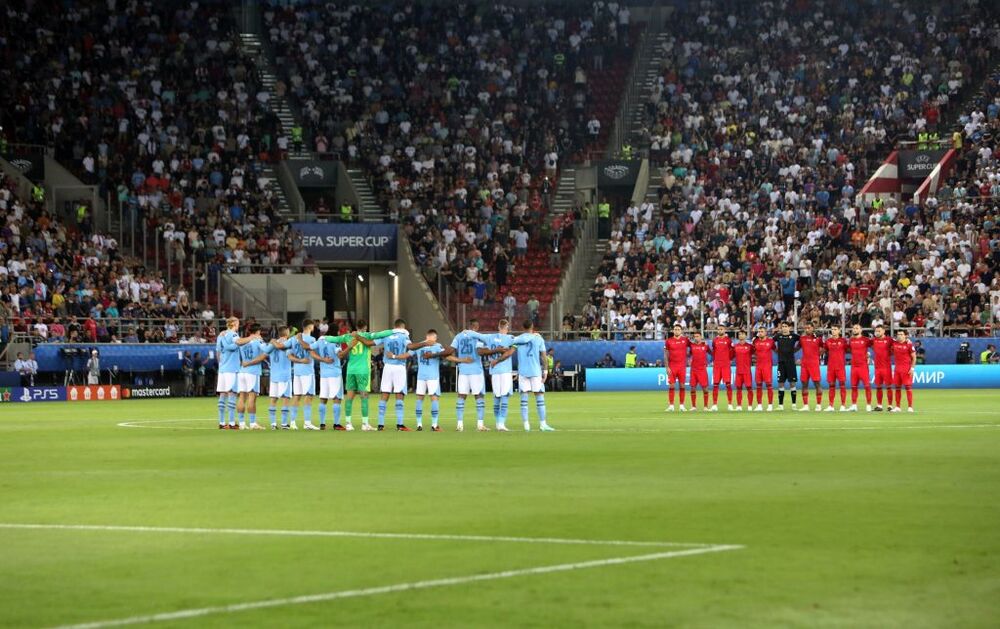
[585,365,1000,391]
[293,223,397,262]
[0,386,68,403]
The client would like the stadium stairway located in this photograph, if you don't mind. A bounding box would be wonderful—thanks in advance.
[550,168,577,218]
[346,168,383,222]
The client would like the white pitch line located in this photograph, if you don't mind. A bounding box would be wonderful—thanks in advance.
[50,545,743,629]
[564,423,1000,434]
[0,522,717,549]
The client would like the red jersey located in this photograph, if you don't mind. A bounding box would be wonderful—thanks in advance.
[799,334,824,364]
[711,335,733,366]
[871,337,894,370]
[825,336,848,367]
[664,336,690,365]
[849,335,872,366]
[752,337,775,368]
[690,342,710,371]
[734,342,754,373]
[892,340,915,371]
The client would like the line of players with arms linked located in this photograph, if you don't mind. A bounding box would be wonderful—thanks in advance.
[213,316,554,432]
[662,322,919,413]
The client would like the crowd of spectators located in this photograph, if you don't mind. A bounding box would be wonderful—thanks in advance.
[575,0,1000,339]
[263,0,632,308]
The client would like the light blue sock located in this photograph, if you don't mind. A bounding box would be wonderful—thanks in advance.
[395,399,404,425]
[378,400,387,426]
[249,413,256,425]
[499,396,509,425]
[475,397,485,422]
[415,398,424,426]
[333,402,341,425]
[456,397,465,422]
[493,397,501,419]
[227,396,237,424]
[289,405,298,423]
[318,403,327,426]
[536,394,547,423]
[281,407,289,426]
[303,404,311,424]
[431,400,439,427]
[521,393,530,422]
[268,406,277,426]
[218,397,226,425]
[237,411,245,424]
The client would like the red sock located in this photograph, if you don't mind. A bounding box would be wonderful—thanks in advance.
[840,386,847,405]
[767,386,774,404]
[679,389,686,405]
[712,385,719,404]
[669,388,675,404]
[803,391,809,404]
[851,387,858,404]
[756,385,762,404]
[704,391,709,407]
[895,388,902,406]
[736,389,743,405]
[864,387,872,404]
[816,390,823,406]
[905,386,913,408]
[726,386,733,403]
[876,387,883,405]
[690,390,697,409]
[746,388,755,405]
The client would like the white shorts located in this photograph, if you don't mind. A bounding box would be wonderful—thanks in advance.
[380,364,408,394]
[216,372,238,394]
[269,380,292,399]
[319,376,343,400]
[237,373,260,394]
[416,379,440,396]
[457,373,485,396]
[518,375,545,393]
[491,373,513,397]
[293,374,315,396]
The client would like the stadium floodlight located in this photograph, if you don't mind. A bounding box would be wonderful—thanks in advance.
[358,274,365,283]
[388,270,397,278]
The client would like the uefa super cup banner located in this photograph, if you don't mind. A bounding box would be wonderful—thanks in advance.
[898,149,948,178]
[292,223,397,262]
[585,365,1000,391]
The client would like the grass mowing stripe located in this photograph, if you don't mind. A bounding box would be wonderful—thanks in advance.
[0,522,719,548]
[51,545,744,629]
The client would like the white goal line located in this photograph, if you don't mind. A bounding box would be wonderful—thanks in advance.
[49,545,743,629]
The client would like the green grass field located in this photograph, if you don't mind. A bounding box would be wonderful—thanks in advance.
[1,390,999,628]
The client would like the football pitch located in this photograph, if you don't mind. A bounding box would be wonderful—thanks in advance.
[1,390,999,628]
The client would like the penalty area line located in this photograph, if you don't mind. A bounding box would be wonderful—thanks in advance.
[50,544,743,629]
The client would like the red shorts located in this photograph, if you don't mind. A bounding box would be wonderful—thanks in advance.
[893,369,913,386]
[754,365,773,386]
[874,368,893,386]
[800,362,821,383]
[690,369,709,388]
[667,366,686,386]
[735,372,752,388]
[827,366,847,384]
[712,365,732,384]
[850,366,871,386]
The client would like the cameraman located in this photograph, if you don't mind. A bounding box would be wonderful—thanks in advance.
[955,342,972,364]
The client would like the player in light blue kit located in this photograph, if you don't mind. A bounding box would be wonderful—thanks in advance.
[262,326,293,429]
[284,320,318,430]
[215,317,260,429]
[235,323,268,430]
[375,319,432,431]
[510,320,554,431]
[449,319,492,431]
[480,319,515,431]
[413,329,467,431]
[310,332,356,430]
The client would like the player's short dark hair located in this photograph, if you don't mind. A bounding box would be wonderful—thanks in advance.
[394,318,406,327]
[277,325,289,336]
[469,318,479,326]
[498,319,510,328]
[875,324,885,330]
[673,323,682,328]
[301,319,314,329]
[427,329,437,335]
[737,330,747,337]
[356,319,367,330]
[523,320,534,330]
[247,323,261,334]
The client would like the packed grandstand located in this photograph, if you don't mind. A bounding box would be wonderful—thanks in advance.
[0,0,998,355]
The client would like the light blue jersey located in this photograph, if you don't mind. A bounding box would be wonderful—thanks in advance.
[451,330,490,375]
[512,333,546,378]
[238,339,267,376]
[217,329,241,373]
[415,343,444,380]
[310,338,343,378]
[285,333,316,376]
[378,331,411,367]
[263,341,291,382]
[487,333,514,375]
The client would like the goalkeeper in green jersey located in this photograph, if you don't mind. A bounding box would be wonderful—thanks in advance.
[321,319,394,431]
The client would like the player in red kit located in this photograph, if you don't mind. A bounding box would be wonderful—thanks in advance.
[663,324,690,412]
[733,330,755,410]
[710,325,734,411]
[752,328,776,411]
[891,330,917,412]
[688,331,711,410]
[870,325,894,411]
[824,326,849,411]
[848,324,873,412]
[797,322,824,411]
